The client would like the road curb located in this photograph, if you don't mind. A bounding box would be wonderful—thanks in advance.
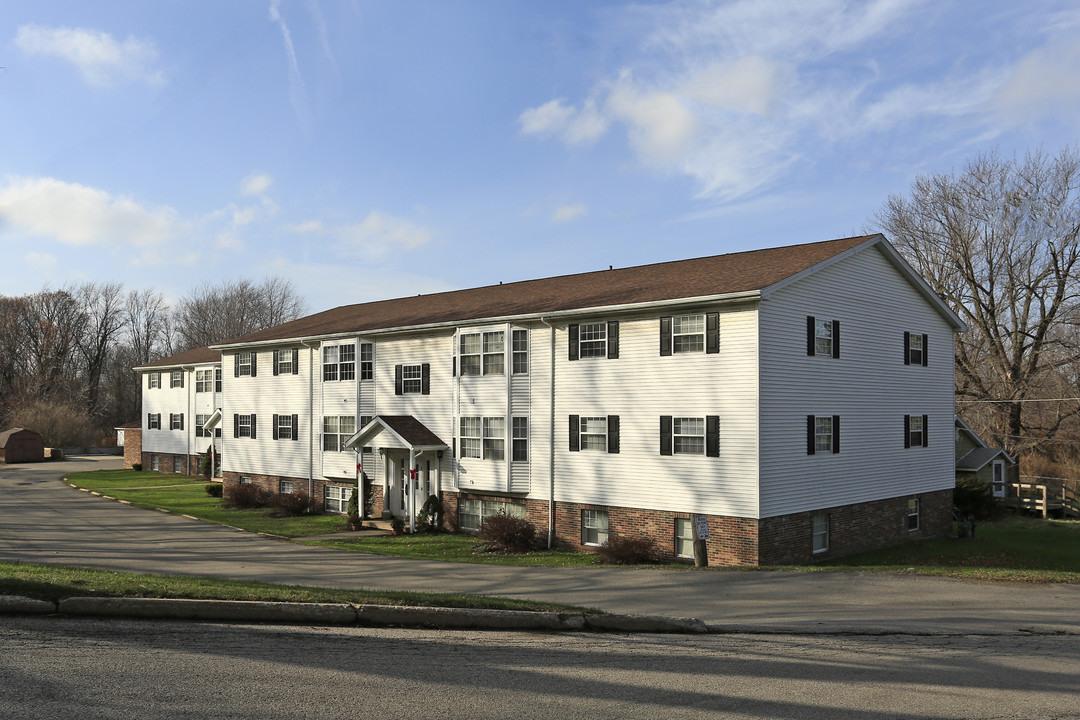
[3,596,708,633]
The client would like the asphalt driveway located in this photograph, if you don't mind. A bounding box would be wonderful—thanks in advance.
[2,456,1078,634]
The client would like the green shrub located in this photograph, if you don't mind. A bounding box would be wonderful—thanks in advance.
[205,482,223,498]
[476,514,536,553]
[954,474,996,519]
[271,490,310,516]
[598,535,657,564]
[225,482,270,509]
[132,463,142,471]
[390,517,406,535]
[346,488,358,518]
[416,494,444,530]
[198,446,213,478]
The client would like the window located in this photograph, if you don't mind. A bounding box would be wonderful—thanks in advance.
[170,370,183,388]
[674,518,694,559]
[280,480,295,494]
[582,509,609,546]
[580,323,607,358]
[672,315,705,353]
[907,498,920,531]
[401,364,423,394]
[512,330,528,374]
[807,415,840,455]
[322,416,356,452]
[147,372,160,389]
[150,454,159,471]
[237,352,254,377]
[806,316,840,358]
[322,344,355,381]
[215,368,222,392]
[360,342,373,380]
[238,476,252,485]
[324,484,353,514]
[673,417,705,455]
[237,414,254,438]
[147,413,161,430]
[273,414,297,441]
[512,417,528,462]
[812,513,829,553]
[273,349,296,375]
[173,457,183,474]
[992,461,1006,498]
[457,498,526,532]
[460,417,482,458]
[905,415,928,448]
[483,417,505,460]
[459,331,504,376]
[904,332,928,366]
[195,414,221,438]
[196,370,213,393]
[169,413,184,431]
[579,416,607,451]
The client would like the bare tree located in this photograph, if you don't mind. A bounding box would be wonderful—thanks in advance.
[75,282,126,418]
[124,287,169,366]
[173,277,307,350]
[874,147,1080,457]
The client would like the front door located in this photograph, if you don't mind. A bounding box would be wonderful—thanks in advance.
[992,461,1006,498]
[387,455,407,517]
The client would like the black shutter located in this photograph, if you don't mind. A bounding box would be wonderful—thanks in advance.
[233,414,239,438]
[922,414,929,447]
[903,332,910,365]
[292,414,299,441]
[569,415,579,452]
[660,317,672,356]
[452,438,457,458]
[179,373,184,388]
[168,413,174,429]
[234,355,239,377]
[660,416,673,456]
[706,313,720,354]
[421,363,431,395]
[706,415,720,457]
[179,414,184,430]
[832,320,840,359]
[273,350,280,376]
[273,414,279,440]
[568,324,579,361]
[452,357,456,377]
[832,415,840,454]
[147,374,151,389]
[607,415,619,454]
[921,334,929,367]
[250,414,257,439]
[250,353,257,377]
[807,415,816,455]
[904,415,911,448]
[607,321,619,359]
[394,365,403,395]
[293,349,300,374]
[147,412,151,429]
[807,316,816,356]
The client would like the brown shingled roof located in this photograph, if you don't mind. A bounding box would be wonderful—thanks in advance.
[217,234,879,346]
[376,416,448,447]
[136,346,221,370]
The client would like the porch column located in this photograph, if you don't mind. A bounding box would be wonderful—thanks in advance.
[408,450,417,533]
[382,450,390,518]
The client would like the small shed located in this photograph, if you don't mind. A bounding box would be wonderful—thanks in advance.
[955,416,1016,497]
[0,428,46,464]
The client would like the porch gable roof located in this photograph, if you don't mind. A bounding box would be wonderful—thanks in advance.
[344,415,448,452]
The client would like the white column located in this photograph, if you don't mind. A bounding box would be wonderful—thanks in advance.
[408,450,417,533]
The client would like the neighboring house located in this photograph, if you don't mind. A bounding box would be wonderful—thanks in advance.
[0,428,45,463]
[139,234,965,565]
[133,347,223,476]
[115,421,142,469]
[955,415,1016,498]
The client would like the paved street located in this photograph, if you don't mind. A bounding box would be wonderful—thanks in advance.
[2,456,1080,634]
[2,615,1079,720]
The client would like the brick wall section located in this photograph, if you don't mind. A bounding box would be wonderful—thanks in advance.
[758,488,954,565]
[221,472,379,515]
[442,487,953,566]
[141,451,200,476]
[123,429,142,469]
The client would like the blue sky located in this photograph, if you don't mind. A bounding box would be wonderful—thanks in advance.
[2,0,1079,313]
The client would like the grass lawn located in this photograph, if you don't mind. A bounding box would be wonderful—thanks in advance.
[818,515,1080,583]
[0,561,589,612]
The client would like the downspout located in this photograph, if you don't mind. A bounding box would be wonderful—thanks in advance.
[539,317,557,549]
[300,340,317,499]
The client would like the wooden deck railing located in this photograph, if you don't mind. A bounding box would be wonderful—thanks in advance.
[999,478,1080,519]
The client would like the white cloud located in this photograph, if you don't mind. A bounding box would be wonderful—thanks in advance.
[241,172,273,196]
[993,38,1080,126]
[518,97,609,145]
[14,24,164,87]
[269,0,312,136]
[337,211,432,259]
[24,251,57,272]
[0,176,181,249]
[607,71,700,166]
[287,219,325,233]
[551,204,588,223]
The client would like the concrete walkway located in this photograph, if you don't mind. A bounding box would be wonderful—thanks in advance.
[2,456,1079,634]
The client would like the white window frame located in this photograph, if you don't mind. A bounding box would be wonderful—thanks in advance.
[457,498,526,532]
[582,509,609,547]
[280,480,295,494]
[325,484,352,514]
[276,350,293,375]
[196,414,209,437]
[170,413,183,431]
[460,417,482,458]
[215,368,222,392]
[579,417,608,452]
[672,314,705,354]
[483,417,505,461]
[237,352,253,377]
[812,512,829,553]
[908,415,924,448]
[459,331,505,376]
[276,414,294,441]
[815,319,834,357]
[150,454,160,471]
[401,364,423,394]
[672,417,705,455]
[512,329,528,374]
[148,372,161,389]
[238,414,253,438]
[322,416,355,452]
[815,417,834,454]
[674,518,694,559]
[579,322,607,358]
[195,369,213,393]
[170,370,183,388]
[907,498,920,531]
[360,342,373,380]
[908,332,924,365]
[512,417,528,462]
[148,414,161,430]
[992,460,1006,498]
[173,456,183,474]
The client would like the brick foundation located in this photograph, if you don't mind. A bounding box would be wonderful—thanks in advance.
[141,451,201,476]
[123,429,142,469]
[442,487,953,566]
[221,472,381,516]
